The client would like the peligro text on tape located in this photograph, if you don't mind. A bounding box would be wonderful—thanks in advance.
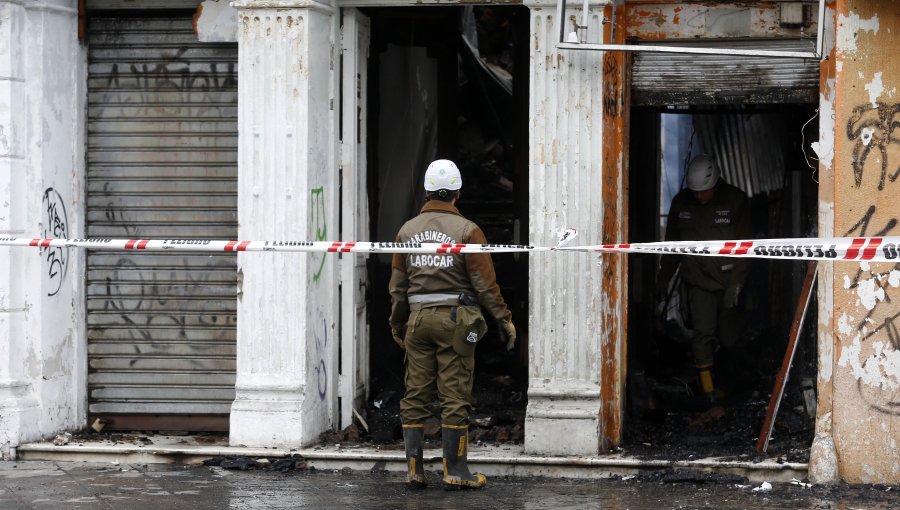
[2,234,900,263]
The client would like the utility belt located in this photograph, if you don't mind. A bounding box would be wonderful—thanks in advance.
[408,292,478,311]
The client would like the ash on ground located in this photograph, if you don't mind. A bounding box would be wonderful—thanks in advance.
[336,326,813,465]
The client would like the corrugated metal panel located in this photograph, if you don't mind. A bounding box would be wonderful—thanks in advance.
[695,113,787,197]
[86,15,237,422]
[632,39,819,106]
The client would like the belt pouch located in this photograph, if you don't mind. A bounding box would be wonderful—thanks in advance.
[451,305,487,357]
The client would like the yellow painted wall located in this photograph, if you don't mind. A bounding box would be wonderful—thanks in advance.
[830,0,900,484]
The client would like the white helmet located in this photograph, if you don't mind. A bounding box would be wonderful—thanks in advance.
[423,159,462,192]
[686,155,719,192]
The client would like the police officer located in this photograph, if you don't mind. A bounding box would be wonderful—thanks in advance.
[658,154,750,401]
[388,159,516,490]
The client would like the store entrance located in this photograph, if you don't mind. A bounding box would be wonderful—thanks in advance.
[626,106,820,460]
[359,5,531,444]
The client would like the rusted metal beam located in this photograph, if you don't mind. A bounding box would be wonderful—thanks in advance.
[91,414,230,432]
[756,262,818,453]
[599,1,628,452]
[78,0,86,40]
[558,42,820,59]
[557,0,826,59]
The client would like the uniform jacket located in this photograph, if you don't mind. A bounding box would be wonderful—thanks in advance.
[388,200,511,329]
[661,181,751,292]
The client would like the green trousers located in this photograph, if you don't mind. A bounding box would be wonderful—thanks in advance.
[687,285,742,367]
[401,306,476,426]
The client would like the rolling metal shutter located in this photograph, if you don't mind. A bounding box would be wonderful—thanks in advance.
[86,14,237,430]
[632,39,819,106]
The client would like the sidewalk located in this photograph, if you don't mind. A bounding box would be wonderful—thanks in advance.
[1,459,898,510]
[16,434,807,483]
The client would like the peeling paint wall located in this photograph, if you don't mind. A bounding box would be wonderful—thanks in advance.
[229,4,339,448]
[828,0,900,484]
[0,0,87,457]
[625,1,819,39]
[194,0,237,43]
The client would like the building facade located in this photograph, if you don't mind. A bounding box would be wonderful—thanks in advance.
[0,0,897,483]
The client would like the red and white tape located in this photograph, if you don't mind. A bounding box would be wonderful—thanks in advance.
[3,235,900,262]
[0,237,550,254]
[559,236,900,263]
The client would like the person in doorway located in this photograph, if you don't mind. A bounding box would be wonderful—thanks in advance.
[388,159,516,491]
[658,154,750,402]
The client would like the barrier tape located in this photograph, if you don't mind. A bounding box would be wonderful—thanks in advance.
[0,237,551,254]
[558,236,900,263]
[2,235,900,262]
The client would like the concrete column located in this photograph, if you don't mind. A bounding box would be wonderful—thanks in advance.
[230,0,339,448]
[0,0,38,459]
[809,0,839,485]
[524,0,607,456]
[0,0,85,458]
[815,0,900,484]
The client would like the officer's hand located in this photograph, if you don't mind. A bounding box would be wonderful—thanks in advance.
[391,327,406,350]
[499,319,517,351]
[723,284,742,309]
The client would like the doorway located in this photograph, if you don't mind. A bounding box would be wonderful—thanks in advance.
[626,105,820,460]
[357,5,531,444]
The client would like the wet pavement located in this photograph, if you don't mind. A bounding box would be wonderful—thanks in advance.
[1,461,899,509]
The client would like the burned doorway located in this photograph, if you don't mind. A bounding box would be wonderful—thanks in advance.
[626,43,821,460]
[360,5,530,444]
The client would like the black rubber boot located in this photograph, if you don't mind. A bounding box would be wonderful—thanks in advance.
[441,425,486,490]
[402,425,427,489]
